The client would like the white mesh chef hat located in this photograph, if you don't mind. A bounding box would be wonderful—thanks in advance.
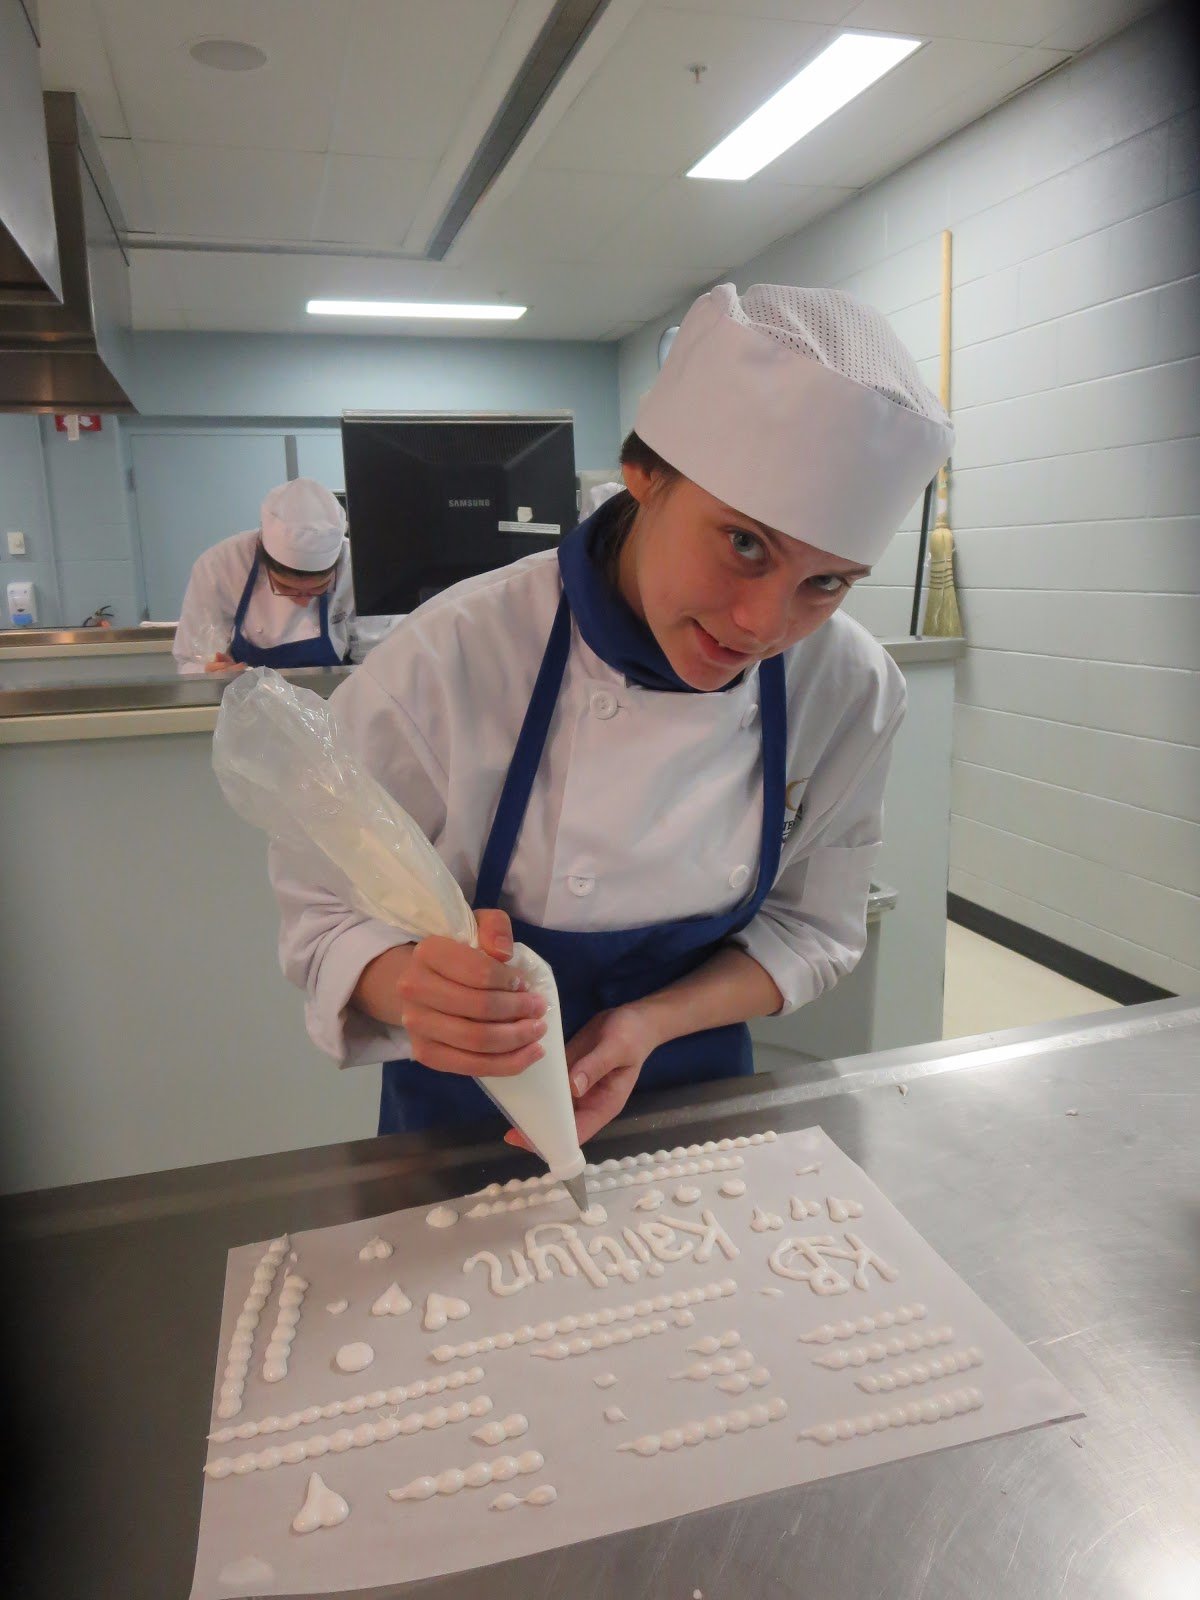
[260,478,347,571]
[634,283,954,566]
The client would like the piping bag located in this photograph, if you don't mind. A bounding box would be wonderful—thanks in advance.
[211,667,590,1213]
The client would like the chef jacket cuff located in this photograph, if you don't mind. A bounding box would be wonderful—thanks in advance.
[731,919,824,1015]
[306,920,417,1067]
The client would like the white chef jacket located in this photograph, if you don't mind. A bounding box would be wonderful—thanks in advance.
[269,549,906,1069]
[173,528,396,673]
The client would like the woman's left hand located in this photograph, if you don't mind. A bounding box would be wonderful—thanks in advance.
[503,1004,659,1150]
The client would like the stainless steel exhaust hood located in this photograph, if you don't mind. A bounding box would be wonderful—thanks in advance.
[0,1,62,305]
[0,90,135,413]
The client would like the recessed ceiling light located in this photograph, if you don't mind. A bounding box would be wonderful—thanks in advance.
[306,300,527,321]
[188,39,268,72]
[688,32,923,181]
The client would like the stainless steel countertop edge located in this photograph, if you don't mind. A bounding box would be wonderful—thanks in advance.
[4,998,1190,1239]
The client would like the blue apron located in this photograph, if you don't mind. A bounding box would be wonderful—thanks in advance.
[378,586,788,1135]
[229,547,346,669]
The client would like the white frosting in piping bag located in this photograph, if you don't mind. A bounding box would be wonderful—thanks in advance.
[477,944,585,1187]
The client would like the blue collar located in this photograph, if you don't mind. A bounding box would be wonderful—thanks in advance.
[557,504,700,693]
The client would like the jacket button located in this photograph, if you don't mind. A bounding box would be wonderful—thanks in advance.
[728,864,751,891]
[590,690,618,720]
[568,875,595,897]
[740,703,759,729]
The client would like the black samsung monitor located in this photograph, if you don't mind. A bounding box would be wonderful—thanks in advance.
[342,411,577,615]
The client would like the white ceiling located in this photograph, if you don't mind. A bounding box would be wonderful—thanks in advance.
[36,0,1160,340]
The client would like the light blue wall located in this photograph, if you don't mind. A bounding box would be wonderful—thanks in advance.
[40,416,144,627]
[0,332,621,627]
[130,333,620,468]
[618,5,1200,994]
[0,416,61,626]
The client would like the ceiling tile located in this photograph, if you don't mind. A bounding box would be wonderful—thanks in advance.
[1035,0,1160,52]
[589,177,853,279]
[760,36,1027,186]
[135,142,326,239]
[330,0,526,162]
[451,169,665,267]
[654,3,854,18]
[534,6,834,177]
[96,136,156,230]
[38,0,130,137]
[94,0,352,149]
[311,154,437,248]
[166,250,453,313]
[841,0,1070,48]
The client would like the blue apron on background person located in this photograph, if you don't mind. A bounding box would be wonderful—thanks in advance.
[378,510,787,1136]
[229,546,347,669]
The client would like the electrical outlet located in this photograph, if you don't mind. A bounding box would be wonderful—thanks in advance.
[6,531,26,556]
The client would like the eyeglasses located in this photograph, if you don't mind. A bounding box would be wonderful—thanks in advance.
[264,566,336,599]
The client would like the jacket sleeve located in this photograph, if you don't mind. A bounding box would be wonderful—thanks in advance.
[268,648,448,1066]
[173,552,235,675]
[730,669,906,1015]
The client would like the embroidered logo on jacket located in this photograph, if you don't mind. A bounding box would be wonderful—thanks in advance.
[782,778,810,842]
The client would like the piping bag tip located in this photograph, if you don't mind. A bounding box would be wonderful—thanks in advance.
[563,1173,591,1216]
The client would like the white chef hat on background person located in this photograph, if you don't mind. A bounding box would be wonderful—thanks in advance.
[634,283,954,567]
[260,478,347,571]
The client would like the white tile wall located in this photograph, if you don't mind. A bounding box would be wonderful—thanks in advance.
[619,4,1200,991]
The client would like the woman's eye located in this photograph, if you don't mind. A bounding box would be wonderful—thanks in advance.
[810,573,848,595]
[728,529,766,562]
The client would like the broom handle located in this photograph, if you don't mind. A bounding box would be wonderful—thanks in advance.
[910,478,935,636]
[936,229,952,519]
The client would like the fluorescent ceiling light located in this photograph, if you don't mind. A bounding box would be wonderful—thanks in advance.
[688,33,923,181]
[306,300,526,320]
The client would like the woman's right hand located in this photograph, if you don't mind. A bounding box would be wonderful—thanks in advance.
[350,909,549,1078]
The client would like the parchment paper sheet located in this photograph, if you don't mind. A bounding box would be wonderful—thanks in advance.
[189,1127,1078,1597]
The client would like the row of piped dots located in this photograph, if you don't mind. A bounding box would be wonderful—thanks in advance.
[216,1235,288,1420]
[263,1272,307,1384]
[856,1347,983,1394]
[208,1366,486,1444]
[617,1397,788,1457]
[389,1450,544,1501]
[471,1133,777,1199]
[801,1386,984,1444]
[814,1325,953,1371]
[466,1155,745,1217]
[799,1302,927,1345]
[429,1279,738,1362]
[530,1315,678,1360]
[205,1396,493,1479]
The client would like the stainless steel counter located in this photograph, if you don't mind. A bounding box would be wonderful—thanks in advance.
[0,624,177,648]
[3,1000,1195,1599]
[0,665,352,718]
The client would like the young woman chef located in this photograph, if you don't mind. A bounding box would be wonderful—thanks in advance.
[270,284,954,1148]
[174,477,373,674]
